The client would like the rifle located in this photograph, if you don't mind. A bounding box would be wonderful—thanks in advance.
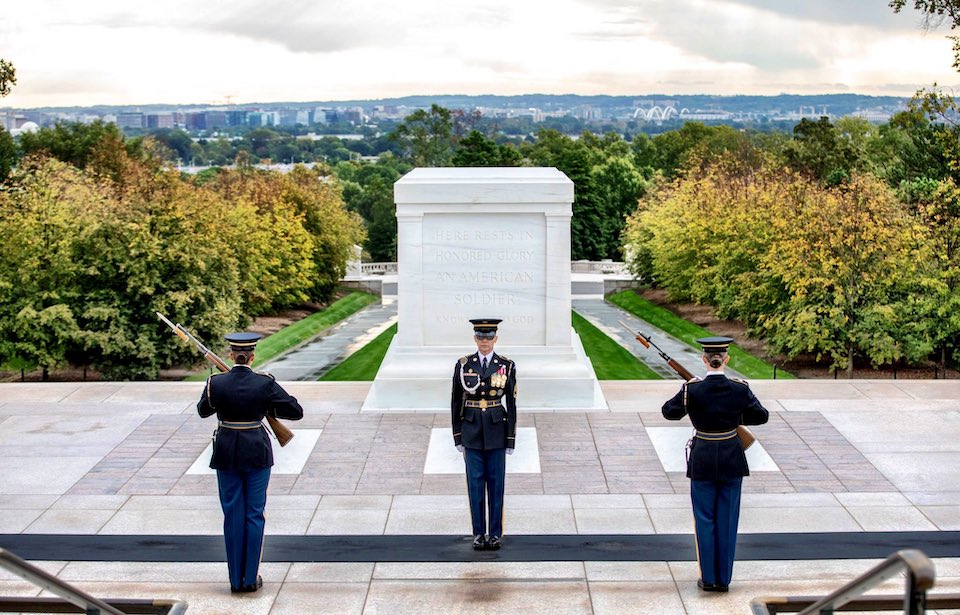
[157,312,294,447]
[618,320,695,381]
[618,320,755,449]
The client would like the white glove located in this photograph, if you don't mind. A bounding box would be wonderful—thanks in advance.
[506,448,514,455]
[456,444,464,453]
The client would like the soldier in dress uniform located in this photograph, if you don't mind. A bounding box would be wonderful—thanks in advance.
[451,318,517,551]
[661,336,768,593]
[197,332,303,593]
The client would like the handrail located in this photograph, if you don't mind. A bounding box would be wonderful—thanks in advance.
[0,548,188,614]
[750,549,935,615]
[0,548,126,615]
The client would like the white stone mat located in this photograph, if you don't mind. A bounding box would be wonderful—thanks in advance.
[186,429,322,475]
[646,426,779,473]
[423,427,541,474]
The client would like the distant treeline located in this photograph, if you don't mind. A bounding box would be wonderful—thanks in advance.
[2,87,958,378]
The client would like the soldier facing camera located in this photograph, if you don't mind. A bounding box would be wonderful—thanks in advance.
[451,318,518,551]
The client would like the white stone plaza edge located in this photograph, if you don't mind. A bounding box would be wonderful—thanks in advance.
[362,167,608,411]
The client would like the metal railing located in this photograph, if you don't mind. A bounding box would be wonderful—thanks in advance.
[751,549,960,614]
[354,260,632,277]
[0,548,187,614]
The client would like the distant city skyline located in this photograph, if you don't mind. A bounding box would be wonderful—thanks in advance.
[2,0,959,109]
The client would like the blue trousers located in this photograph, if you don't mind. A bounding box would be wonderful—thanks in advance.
[691,477,742,587]
[464,447,506,537]
[217,466,270,589]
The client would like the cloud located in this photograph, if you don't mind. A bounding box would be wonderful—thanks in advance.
[82,0,408,54]
[725,0,929,30]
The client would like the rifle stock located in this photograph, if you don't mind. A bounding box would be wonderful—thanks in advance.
[157,312,293,447]
[666,358,695,381]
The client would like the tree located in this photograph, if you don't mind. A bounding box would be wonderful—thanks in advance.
[0,59,15,97]
[452,130,521,167]
[900,176,960,369]
[760,174,934,374]
[0,127,15,183]
[524,129,649,260]
[890,1,960,69]
[390,104,456,166]
[333,154,411,262]
[624,158,937,374]
[151,128,199,164]
[782,117,861,184]
[18,120,144,180]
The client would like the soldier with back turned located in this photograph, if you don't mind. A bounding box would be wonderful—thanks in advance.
[197,332,303,593]
[662,336,768,593]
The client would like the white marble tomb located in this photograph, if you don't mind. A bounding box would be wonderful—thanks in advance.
[362,167,608,411]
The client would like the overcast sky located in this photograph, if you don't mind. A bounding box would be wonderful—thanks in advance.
[2,0,958,108]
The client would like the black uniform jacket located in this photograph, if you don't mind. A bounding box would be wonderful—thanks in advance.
[197,366,304,471]
[662,374,769,481]
[451,352,517,450]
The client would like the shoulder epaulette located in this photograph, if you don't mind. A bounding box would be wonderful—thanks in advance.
[498,354,511,363]
[459,356,468,366]
[256,371,277,381]
[730,377,750,386]
[686,376,702,384]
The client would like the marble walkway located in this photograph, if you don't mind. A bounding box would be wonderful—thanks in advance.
[1,379,960,614]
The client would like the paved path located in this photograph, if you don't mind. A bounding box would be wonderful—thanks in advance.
[572,299,746,380]
[258,303,397,381]
[2,380,960,614]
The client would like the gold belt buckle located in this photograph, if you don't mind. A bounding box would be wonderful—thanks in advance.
[480,399,487,410]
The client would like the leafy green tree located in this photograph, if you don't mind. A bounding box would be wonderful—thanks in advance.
[782,117,861,184]
[0,127,15,183]
[762,174,934,373]
[901,176,960,368]
[283,165,366,301]
[18,121,144,180]
[0,59,14,97]
[390,104,455,166]
[524,129,648,260]
[246,128,280,160]
[0,158,91,377]
[452,130,521,167]
[625,158,937,374]
[151,128,199,164]
[333,154,411,261]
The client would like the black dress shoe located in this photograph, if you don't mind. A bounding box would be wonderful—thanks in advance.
[232,575,263,593]
[714,584,729,593]
[487,536,502,550]
[697,579,717,592]
[472,535,487,550]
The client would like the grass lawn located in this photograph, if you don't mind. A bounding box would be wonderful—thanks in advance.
[572,311,662,380]
[607,290,794,380]
[185,291,379,381]
[319,322,396,381]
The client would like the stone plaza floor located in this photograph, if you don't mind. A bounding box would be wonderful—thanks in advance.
[1,379,960,614]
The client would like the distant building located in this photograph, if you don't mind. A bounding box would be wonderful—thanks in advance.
[226,110,247,127]
[184,112,206,131]
[146,113,176,129]
[204,111,227,130]
[850,109,893,122]
[116,112,144,129]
